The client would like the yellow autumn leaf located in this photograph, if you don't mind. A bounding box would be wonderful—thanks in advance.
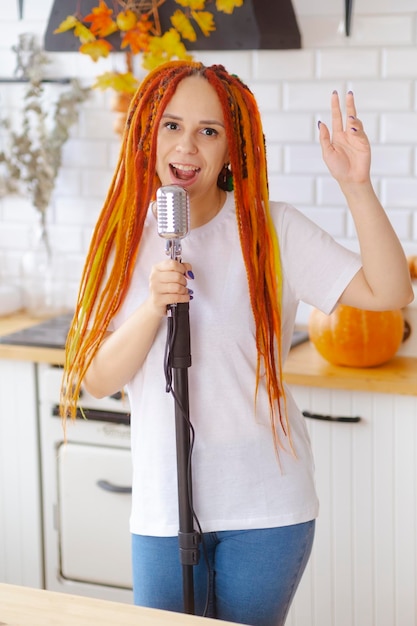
[73,23,97,44]
[216,0,243,14]
[191,10,216,37]
[175,0,206,9]
[54,15,79,33]
[142,29,192,70]
[171,10,197,42]
[93,71,140,93]
[79,39,113,61]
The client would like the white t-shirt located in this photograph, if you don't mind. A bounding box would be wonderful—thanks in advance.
[110,192,361,536]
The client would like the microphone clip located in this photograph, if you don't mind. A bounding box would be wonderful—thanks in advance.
[165,239,183,262]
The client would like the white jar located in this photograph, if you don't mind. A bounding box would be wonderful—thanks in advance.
[0,283,23,316]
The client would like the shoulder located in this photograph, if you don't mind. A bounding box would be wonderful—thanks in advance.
[269,201,319,239]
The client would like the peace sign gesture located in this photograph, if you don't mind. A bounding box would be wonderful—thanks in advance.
[318,91,371,187]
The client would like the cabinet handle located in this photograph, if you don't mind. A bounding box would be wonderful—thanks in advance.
[96,479,132,494]
[302,410,361,423]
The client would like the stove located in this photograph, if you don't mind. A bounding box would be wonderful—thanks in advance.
[0,312,73,349]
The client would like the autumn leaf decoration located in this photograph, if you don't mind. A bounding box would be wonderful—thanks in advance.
[54,0,244,93]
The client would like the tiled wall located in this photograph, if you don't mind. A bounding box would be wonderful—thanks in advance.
[0,0,417,312]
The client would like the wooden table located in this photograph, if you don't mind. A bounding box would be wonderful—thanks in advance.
[0,584,235,626]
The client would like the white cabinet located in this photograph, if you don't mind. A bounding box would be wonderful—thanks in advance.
[287,386,417,626]
[0,360,43,587]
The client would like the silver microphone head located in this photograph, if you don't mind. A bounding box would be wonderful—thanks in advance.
[156,185,190,240]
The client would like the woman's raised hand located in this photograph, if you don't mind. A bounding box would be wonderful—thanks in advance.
[318,91,371,187]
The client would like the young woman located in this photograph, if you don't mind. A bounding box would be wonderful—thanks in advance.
[61,62,413,626]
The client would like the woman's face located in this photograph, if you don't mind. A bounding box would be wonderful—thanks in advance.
[156,75,229,200]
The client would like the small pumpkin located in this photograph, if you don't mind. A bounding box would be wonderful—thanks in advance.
[308,304,404,367]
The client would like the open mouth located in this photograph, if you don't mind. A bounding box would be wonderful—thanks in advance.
[170,163,200,182]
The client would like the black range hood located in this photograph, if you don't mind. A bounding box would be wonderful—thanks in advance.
[44,0,302,53]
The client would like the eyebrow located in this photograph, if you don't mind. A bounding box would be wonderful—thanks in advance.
[161,113,225,128]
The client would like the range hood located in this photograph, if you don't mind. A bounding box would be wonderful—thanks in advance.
[44,0,302,53]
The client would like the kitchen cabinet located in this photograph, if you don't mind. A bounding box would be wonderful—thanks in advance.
[287,385,417,626]
[0,315,65,590]
[0,359,43,587]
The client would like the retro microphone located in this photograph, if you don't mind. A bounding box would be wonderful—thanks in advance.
[156,184,199,615]
[156,185,190,260]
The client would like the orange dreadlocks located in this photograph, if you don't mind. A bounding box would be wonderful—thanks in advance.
[61,60,290,449]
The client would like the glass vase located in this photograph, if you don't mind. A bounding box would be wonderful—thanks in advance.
[20,217,64,318]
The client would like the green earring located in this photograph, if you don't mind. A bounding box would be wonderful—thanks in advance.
[220,164,233,191]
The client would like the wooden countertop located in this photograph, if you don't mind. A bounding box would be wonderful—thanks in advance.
[0,313,416,396]
[0,583,235,626]
[284,341,417,396]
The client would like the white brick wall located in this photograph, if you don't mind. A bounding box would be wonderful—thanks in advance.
[0,0,417,309]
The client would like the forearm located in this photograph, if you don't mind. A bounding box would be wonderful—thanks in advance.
[83,299,164,398]
[340,181,413,309]
[82,258,193,398]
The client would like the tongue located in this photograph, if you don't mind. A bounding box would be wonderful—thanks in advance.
[174,167,196,181]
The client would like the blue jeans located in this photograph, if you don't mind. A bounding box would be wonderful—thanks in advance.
[132,520,315,626]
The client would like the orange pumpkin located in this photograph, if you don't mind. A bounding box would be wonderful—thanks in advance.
[308,304,404,367]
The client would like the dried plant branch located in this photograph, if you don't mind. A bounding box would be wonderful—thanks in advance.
[0,34,91,218]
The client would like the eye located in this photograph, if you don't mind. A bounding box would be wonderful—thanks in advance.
[201,127,219,137]
[163,121,179,131]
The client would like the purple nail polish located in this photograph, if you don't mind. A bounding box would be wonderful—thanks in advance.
[186,270,195,279]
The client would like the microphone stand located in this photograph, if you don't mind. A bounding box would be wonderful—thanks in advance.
[166,239,200,615]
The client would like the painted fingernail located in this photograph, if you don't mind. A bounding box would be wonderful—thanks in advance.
[332,89,338,95]
[349,115,356,120]
[186,270,195,279]
[351,127,357,132]
[187,289,194,295]
[348,90,354,94]
[317,120,321,129]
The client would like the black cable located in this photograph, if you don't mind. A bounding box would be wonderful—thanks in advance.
[163,313,174,392]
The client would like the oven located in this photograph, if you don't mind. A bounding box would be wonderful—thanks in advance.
[38,362,134,603]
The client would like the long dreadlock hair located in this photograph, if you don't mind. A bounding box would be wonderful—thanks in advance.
[61,60,291,451]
